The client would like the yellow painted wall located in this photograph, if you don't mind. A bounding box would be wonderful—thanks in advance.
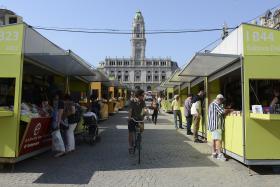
[180,87,188,124]
[0,24,24,157]
[118,88,122,98]
[91,82,101,99]
[207,75,244,156]
[70,78,88,92]
[243,55,280,159]
[54,75,65,91]
[206,79,220,140]
[190,84,205,136]
[242,23,280,159]
[166,87,174,100]
[224,116,243,156]
[109,86,114,98]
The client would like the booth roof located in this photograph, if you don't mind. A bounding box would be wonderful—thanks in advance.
[24,25,97,78]
[109,80,123,87]
[82,70,109,82]
[178,53,240,77]
[160,79,180,88]
[156,85,166,91]
[168,68,196,83]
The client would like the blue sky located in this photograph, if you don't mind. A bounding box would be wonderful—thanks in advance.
[1,0,280,67]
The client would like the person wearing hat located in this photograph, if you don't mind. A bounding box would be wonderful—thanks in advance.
[208,94,232,161]
[171,95,183,129]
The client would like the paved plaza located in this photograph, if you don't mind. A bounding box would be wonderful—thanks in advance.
[0,110,280,187]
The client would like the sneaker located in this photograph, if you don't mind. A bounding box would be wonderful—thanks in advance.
[217,153,227,161]
[128,148,134,154]
[187,132,193,135]
[194,139,203,143]
[54,152,65,158]
[211,153,217,159]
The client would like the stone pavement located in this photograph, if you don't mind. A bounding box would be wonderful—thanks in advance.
[0,109,280,187]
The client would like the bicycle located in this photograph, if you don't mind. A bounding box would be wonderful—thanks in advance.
[131,117,144,164]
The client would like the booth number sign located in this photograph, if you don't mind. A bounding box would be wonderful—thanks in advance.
[0,31,19,42]
[246,31,274,42]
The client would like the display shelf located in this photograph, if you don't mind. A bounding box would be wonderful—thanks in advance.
[250,113,280,120]
[0,110,13,117]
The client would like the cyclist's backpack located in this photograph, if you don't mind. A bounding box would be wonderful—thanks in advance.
[74,103,82,123]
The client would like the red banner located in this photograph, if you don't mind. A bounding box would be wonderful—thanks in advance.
[19,117,52,156]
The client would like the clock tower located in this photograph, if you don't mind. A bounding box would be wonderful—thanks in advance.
[131,10,146,65]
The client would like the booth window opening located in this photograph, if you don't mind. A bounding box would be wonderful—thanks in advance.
[249,79,280,114]
[217,68,242,111]
[0,78,16,110]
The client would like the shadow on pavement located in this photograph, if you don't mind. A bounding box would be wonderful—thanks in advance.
[9,110,218,185]
[250,165,280,175]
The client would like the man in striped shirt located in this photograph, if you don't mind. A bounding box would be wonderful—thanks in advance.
[208,94,228,161]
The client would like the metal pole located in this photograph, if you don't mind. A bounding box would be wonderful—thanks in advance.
[240,55,246,164]
[204,76,208,140]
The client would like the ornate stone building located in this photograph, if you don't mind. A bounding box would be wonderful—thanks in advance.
[99,11,178,91]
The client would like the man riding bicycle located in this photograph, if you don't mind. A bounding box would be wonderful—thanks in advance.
[128,89,146,154]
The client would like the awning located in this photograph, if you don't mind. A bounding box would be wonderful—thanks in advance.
[24,26,96,77]
[109,80,123,87]
[82,70,109,82]
[155,85,165,91]
[169,69,196,83]
[160,79,180,88]
[178,53,240,77]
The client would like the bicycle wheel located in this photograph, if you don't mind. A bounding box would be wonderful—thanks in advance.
[132,131,136,154]
[89,126,97,145]
[136,133,141,164]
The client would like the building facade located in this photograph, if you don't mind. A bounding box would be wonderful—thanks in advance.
[99,11,178,91]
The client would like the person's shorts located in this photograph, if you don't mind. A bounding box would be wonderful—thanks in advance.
[128,120,136,132]
[211,129,222,140]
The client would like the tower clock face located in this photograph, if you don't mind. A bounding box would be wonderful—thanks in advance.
[136,42,140,47]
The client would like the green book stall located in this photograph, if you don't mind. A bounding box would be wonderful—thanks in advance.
[0,24,99,163]
[178,23,280,165]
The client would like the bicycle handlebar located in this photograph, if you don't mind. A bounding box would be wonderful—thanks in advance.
[131,118,144,123]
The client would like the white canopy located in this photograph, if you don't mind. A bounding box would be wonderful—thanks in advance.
[24,26,97,77]
[178,53,240,77]
[82,70,109,82]
[168,69,196,83]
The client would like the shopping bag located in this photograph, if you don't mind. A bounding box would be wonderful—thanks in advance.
[51,130,65,152]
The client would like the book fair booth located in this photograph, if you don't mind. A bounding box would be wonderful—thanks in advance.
[88,72,110,120]
[160,80,176,113]
[0,23,103,163]
[107,80,124,114]
[175,23,280,165]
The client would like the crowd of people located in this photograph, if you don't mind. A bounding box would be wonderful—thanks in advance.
[40,91,102,158]
[170,90,232,161]
[45,88,233,161]
[40,91,80,157]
